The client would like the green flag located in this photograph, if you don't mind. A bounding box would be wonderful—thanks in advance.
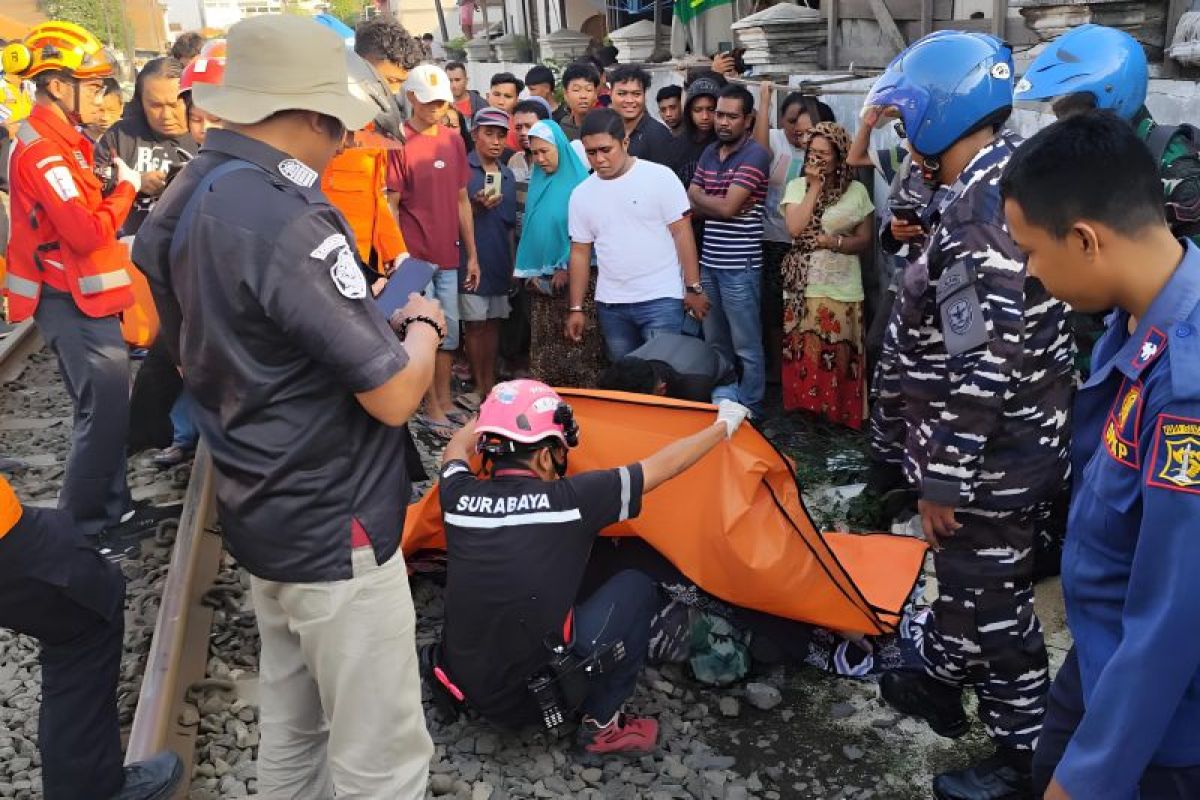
[674,0,732,25]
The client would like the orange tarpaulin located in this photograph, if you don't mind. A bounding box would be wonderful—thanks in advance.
[403,390,929,636]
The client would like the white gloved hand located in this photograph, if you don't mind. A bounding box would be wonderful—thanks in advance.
[715,400,750,439]
[112,157,141,193]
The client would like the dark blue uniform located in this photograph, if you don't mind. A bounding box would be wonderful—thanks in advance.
[1033,242,1200,799]
[0,493,127,800]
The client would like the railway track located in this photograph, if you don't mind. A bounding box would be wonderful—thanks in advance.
[0,320,224,799]
[0,320,41,386]
[125,444,223,799]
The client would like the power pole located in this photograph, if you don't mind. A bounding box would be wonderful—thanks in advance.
[433,0,450,41]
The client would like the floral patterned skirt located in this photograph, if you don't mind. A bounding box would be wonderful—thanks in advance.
[782,296,866,429]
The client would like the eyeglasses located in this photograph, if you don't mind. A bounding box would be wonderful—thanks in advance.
[893,120,907,140]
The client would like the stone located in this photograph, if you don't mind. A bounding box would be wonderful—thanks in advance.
[744,682,783,711]
[472,781,494,800]
[830,701,856,719]
[474,733,498,755]
[843,744,865,761]
[718,697,741,718]
[430,774,455,795]
[581,768,603,784]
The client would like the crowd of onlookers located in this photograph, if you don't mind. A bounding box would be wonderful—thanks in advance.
[67,16,888,466]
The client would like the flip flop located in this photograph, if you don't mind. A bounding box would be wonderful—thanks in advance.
[455,392,482,413]
[415,414,456,441]
[445,409,471,426]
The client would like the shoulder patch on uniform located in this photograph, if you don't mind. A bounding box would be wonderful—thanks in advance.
[1147,413,1200,493]
[990,63,1011,81]
[44,166,80,202]
[1132,326,1167,372]
[310,233,367,300]
[278,158,318,187]
[937,261,989,356]
[1104,378,1144,468]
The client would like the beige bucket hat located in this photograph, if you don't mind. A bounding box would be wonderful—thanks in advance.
[193,14,375,130]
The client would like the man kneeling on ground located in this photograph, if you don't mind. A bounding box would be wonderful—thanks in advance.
[598,332,739,404]
[433,380,749,753]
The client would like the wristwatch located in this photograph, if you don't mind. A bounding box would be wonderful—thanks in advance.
[687,282,705,295]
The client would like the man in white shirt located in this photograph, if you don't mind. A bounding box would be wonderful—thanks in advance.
[565,109,710,360]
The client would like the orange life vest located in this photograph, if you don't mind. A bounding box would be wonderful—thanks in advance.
[120,254,160,348]
[4,104,136,322]
[321,146,406,267]
[0,475,22,541]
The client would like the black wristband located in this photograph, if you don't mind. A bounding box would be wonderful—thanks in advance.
[398,314,446,342]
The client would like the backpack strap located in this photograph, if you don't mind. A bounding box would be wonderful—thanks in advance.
[1146,122,1198,167]
[168,158,265,262]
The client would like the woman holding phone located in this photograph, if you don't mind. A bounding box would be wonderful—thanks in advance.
[779,122,875,428]
[514,120,607,387]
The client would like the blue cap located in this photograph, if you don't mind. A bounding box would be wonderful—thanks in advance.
[866,31,1014,157]
[1014,24,1148,121]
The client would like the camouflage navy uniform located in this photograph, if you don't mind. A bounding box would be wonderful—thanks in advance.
[873,130,1076,751]
[870,157,942,472]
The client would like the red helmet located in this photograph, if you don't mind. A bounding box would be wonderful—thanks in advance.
[180,39,225,93]
[476,380,580,455]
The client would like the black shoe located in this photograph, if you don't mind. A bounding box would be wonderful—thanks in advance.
[96,502,184,560]
[879,669,970,738]
[110,751,183,800]
[152,445,194,469]
[933,748,1033,800]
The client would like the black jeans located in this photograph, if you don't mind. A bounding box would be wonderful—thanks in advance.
[573,569,659,722]
[0,507,126,800]
[1033,647,1200,798]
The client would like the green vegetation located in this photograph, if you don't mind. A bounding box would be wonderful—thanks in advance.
[38,0,130,51]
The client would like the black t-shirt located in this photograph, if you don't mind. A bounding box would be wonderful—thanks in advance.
[439,460,645,726]
[95,115,197,236]
[132,129,411,582]
[628,113,676,170]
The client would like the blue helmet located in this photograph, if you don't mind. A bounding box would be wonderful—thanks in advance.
[1014,24,1147,120]
[865,31,1014,157]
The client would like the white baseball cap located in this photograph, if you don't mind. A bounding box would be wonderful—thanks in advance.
[404,63,453,104]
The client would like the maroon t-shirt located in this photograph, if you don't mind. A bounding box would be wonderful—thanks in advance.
[391,123,469,269]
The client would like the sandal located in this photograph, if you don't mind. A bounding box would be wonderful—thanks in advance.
[415,413,456,441]
[455,392,482,413]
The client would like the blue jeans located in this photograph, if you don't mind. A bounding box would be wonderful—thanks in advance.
[422,269,461,351]
[700,267,765,416]
[573,570,659,722]
[595,297,685,362]
[169,389,199,449]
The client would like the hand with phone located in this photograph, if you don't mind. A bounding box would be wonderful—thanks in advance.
[889,204,927,243]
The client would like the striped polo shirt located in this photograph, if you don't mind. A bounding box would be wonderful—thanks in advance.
[691,136,772,270]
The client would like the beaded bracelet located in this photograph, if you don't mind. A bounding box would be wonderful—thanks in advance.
[398,314,446,342]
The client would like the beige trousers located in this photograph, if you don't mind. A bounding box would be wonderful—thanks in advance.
[251,547,433,799]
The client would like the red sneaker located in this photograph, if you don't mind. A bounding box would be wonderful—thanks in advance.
[578,712,659,755]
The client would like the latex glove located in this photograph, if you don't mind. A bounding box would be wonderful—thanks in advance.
[112,157,141,193]
[715,400,750,439]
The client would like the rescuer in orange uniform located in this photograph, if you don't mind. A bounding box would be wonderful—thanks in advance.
[0,474,184,799]
[321,51,409,279]
[2,23,160,546]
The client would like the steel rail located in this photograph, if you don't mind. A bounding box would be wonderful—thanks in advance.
[125,442,223,798]
[0,320,42,384]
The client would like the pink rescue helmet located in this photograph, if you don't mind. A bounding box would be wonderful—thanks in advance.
[476,379,580,455]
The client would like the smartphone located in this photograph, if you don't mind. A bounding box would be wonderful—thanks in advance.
[718,41,732,53]
[375,257,437,319]
[483,170,501,198]
[890,203,926,230]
